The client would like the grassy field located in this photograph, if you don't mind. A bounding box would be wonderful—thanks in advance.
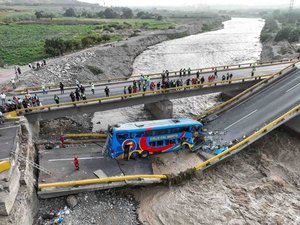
[0,18,174,66]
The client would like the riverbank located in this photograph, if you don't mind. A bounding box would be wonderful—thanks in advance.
[12,17,227,88]
[260,40,295,61]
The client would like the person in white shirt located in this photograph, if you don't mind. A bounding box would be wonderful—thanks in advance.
[91,83,95,94]
[11,79,16,89]
[0,92,6,105]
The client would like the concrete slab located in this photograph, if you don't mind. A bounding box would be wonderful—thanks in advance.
[38,144,154,185]
[0,125,19,161]
[117,158,153,175]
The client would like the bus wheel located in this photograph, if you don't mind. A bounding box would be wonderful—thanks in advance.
[140,151,149,158]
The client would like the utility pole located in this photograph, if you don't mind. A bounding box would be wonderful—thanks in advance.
[289,0,294,11]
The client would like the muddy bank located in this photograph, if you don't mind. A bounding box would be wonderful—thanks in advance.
[135,129,300,225]
[17,18,225,87]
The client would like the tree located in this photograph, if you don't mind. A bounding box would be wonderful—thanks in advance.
[44,38,66,56]
[103,8,117,19]
[35,11,43,19]
[156,15,163,21]
[64,8,76,17]
[121,8,133,19]
[96,11,105,18]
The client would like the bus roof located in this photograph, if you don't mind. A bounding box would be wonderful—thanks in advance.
[113,118,202,132]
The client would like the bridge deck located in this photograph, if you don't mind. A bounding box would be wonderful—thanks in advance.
[205,67,300,150]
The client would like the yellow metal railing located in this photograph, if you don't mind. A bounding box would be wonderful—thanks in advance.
[38,174,167,189]
[14,58,295,93]
[16,74,270,114]
[0,161,11,173]
[64,133,107,138]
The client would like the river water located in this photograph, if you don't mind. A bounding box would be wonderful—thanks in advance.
[133,18,264,75]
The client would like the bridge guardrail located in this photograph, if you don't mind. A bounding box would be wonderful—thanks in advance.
[64,133,107,138]
[13,58,295,94]
[15,74,270,114]
[38,103,300,190]
[194,61,299,120]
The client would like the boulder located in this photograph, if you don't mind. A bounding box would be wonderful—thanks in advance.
[66,195,78,209]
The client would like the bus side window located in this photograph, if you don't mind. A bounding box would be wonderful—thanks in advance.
[149,142,156,147]
[165,140,170,145]
[170,139,176,144]
[117,133,128,141]
[157,140,164,146]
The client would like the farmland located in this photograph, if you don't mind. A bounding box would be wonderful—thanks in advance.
[0,3,175,66]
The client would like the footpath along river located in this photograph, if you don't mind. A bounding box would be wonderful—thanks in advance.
[92,18,300,225]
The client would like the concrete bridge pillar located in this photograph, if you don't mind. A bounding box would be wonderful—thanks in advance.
[284,114,300,135]
[144,100,173,119]
[28,120,40,139]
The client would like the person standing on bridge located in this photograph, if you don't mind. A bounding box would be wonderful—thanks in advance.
[200,76,205,84]
[0,92,6,105]
[54,94,60,104]
[251,67,256,76]
[59,82,64,94]
[42,84,47,94]
[75,79,80,88]
[91,83,95,94]
[104,86,110,97]
[196,70,200,79]
[60,134,65,148]
[73,155,79,170]
[75,88,80,101]
[70,91,75,102]
[79,85,85,94]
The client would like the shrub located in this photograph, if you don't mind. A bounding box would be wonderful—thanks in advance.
[44,38,66,56]
[86,65,103,75]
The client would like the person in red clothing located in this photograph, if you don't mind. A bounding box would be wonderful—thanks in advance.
[60,134,65,148]
[73,156,79,170]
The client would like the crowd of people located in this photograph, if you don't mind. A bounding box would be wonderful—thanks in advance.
[1,68,236,114]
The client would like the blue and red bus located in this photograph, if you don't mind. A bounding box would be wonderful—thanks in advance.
[106,118,204,160]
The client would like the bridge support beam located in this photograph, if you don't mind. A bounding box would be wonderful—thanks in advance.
[284,114,300,135]
[144,100,173,119]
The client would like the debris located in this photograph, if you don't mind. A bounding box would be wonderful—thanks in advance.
[66,195,78,209]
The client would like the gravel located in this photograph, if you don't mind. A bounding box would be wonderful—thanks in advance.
[36,190,141,225]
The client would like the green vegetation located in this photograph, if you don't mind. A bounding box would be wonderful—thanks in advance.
[260,9,300,43]
[0,18,173,65]
[85,65,103,75]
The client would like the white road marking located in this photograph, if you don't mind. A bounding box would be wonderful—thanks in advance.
[0,158,10,161]
[225,109,258,131]
[286,83,300,93]
[48,156,104,162]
